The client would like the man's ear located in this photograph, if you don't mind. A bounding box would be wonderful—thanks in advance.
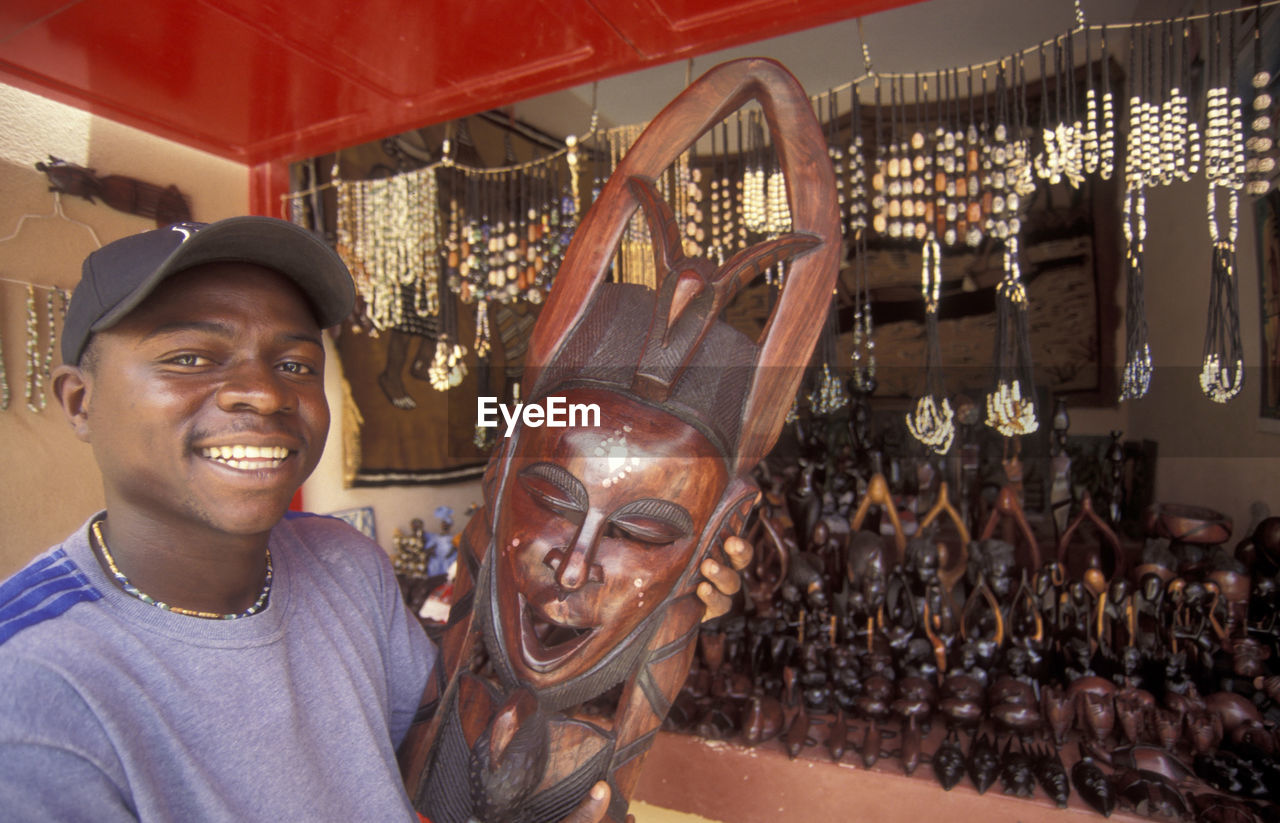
[51,364,92,442]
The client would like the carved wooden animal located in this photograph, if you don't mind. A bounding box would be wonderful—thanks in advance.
[36,156,192,226]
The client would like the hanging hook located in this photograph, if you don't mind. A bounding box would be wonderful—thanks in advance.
[0,191,101,248]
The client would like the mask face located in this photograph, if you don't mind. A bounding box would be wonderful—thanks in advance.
[492,386,729,691]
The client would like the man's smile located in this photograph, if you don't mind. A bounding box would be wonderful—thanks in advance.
[199,444,292,471]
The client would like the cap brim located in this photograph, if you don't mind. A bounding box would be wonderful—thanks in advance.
[91,216,354,333]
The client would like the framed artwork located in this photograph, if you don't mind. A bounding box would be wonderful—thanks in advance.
[1259,189,1280,424]
[326,506,378,541]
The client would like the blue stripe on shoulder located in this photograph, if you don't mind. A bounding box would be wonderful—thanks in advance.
[0,548,102,647]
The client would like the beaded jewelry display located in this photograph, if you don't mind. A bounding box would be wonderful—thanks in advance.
[611,123,656,287]
[92,519,272,620]
[1034,39,1084,189]
[281,1,1276,419]
[1245,5,1275,196]
[906,235,954,454]
[1200,11,1247,404]
[986,237,1038,436]
[983,59,1025,242]
[870,77,888,236]
[849,228,876,393]
[1098,29,1117,180]
[318,116,592,382]
[1119,183,1152,401]
[963,71,983,248]
[24,285,46,413]
[1083,26,1100,177]
[848,84,869,237]
[335,163,441,334]
[743,113,767,236]
[808,290,849,416]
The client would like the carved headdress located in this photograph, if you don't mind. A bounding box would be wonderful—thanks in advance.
[523,58,840,473]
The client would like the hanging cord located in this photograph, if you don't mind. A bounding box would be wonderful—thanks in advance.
[1119,181,1151,401]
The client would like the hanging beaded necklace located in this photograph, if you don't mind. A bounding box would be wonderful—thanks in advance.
[91,519,272,620]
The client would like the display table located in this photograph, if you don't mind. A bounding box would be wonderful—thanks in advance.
[635,731,1148,823]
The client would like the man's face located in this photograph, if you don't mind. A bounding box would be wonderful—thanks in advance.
[75,261,329,539]
[493,387,729,689]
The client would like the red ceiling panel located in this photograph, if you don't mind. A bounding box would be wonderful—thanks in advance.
[203,0,447,97]
[0,0,374,157]
[0,0,74,42]
[593,0,916,59]
[0,0,924,165]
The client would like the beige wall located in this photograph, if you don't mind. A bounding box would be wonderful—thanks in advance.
[0,83,248,577]
[1127,179,1280,536]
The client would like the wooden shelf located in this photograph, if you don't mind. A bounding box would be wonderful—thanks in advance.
[635,731,1147,823]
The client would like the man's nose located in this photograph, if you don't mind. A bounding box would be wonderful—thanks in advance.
[216,360,293,414]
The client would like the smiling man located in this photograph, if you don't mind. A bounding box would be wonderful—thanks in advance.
[0,217,446,821]
[0,217,728,823]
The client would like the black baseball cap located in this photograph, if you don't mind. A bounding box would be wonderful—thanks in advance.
[62,216,355,365]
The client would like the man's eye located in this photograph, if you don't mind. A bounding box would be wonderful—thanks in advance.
[279,361,317,376]
[168,353,209,367]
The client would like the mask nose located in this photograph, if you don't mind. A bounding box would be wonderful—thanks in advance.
[547,510,605,594]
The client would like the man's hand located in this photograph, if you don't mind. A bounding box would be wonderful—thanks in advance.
[558,781,634,823]
[696,535,752,622]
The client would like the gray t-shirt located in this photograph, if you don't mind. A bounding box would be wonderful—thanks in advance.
[0,512,435,822]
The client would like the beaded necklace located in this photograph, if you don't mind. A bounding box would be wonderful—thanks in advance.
[91,519,272,620]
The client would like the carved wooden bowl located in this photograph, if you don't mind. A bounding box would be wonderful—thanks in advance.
[1143,503,1232,545]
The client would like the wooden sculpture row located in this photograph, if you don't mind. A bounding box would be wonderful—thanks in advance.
[661,465,1280,823]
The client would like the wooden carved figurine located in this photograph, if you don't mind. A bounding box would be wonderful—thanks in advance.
[36,156,193,226]
[400,58,840,823]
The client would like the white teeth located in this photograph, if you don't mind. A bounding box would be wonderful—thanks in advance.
[200,445,289,467]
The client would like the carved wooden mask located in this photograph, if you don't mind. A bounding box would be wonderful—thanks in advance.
[406,57,840,823]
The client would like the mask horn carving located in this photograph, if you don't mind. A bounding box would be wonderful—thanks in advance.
[626,175,821,403]
[525,58,841,474]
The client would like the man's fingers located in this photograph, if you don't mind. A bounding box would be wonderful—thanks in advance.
[701,557,741,595]
[559,781,610,823]
[697,581,731,621]
[722,535,752,571]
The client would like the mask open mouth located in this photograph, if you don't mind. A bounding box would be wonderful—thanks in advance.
[519,596,594,672]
